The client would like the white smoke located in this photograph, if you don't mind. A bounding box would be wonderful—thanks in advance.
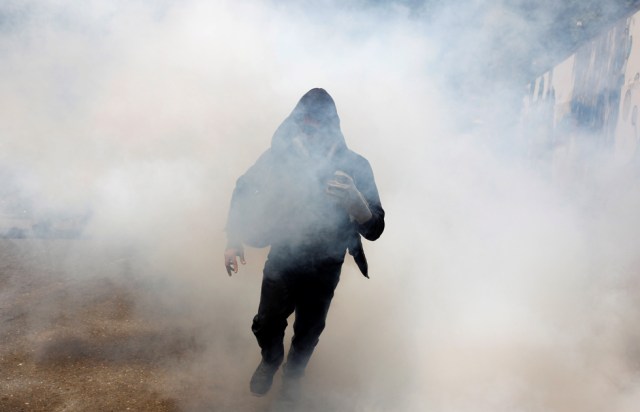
[2,1,640,411]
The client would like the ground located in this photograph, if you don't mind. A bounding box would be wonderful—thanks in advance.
[0,239,265,412]
[0,238,402,412]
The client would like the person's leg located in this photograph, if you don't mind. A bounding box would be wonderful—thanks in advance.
[250,263,295,395]
[284,262,341,380]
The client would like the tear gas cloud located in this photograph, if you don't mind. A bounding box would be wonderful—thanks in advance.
[2,0,640,411]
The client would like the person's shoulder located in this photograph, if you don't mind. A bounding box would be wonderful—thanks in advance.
[342,148,368,162]
[239,148,273,180]
[249,148,275,169]
[341,149,372,168]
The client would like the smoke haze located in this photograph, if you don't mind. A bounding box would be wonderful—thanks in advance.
[2,0,640,411]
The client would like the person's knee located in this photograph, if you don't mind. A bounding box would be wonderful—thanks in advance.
[252,313,288,338]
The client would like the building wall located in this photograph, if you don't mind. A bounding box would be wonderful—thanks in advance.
[524,11,639,180]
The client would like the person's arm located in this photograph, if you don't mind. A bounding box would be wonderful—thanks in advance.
[350,156,384,241]
[222,150,272,275]
[326,171,373,224]
[326,155,385,241]
[224,179,247,276]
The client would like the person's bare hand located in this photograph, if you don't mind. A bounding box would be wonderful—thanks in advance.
[224,247,246,276]
[326,171,372,224]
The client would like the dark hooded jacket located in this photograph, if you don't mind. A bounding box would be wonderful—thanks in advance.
[225,88,384,277]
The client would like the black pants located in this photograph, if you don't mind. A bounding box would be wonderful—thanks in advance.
[251,256,342,376]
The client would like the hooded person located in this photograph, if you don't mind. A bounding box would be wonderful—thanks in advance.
[223,88,385,396]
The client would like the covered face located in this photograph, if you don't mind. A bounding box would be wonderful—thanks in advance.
[271,88,347,158]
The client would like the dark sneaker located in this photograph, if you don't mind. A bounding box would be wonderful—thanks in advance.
[250,360,280,396]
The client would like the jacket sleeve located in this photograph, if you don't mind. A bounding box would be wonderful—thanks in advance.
[224,150,273,249]
[225,176,248,250]
[351,155,385,241]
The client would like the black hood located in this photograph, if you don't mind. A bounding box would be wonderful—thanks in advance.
[271,88,347,157]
